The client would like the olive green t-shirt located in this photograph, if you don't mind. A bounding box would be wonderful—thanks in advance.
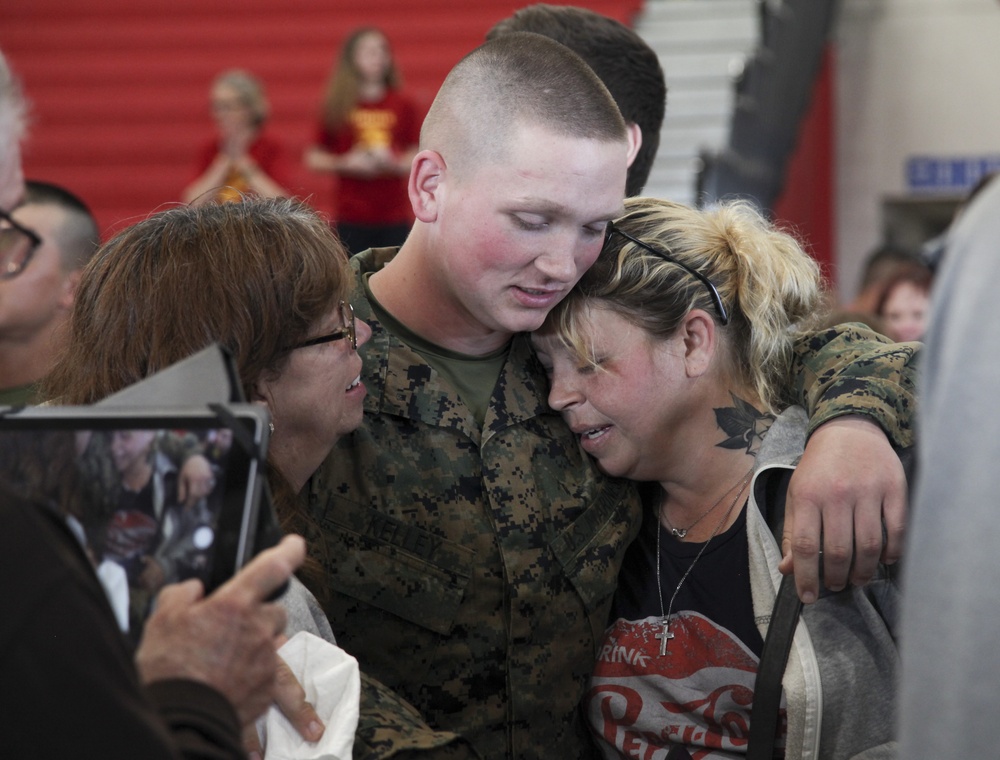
[363,274,509,426]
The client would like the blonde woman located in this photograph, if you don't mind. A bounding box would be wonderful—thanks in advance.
[533,197,902,759]
[182,69,291,206]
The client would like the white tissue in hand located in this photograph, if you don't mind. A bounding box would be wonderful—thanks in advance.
[256,631,360,759]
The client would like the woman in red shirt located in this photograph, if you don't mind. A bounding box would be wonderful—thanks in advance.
[305,28,420,254]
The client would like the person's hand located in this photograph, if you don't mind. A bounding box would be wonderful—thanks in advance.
[778,415,906,603]
[222,130,253,161]
[135,535,306,726]
[304,146,337,173]
[243,645,326,759]
[178,454,215,507]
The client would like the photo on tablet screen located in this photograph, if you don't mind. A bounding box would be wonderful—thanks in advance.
[0,407,269,645]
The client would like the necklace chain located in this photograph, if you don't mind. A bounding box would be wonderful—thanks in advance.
[661,475,744,539]
[654,465,755,656]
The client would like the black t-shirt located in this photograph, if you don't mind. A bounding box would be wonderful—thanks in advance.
[611,483,765,656]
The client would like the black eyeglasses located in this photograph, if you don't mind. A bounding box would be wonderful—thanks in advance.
[605,220,730,325]
[288,301,357,351]
[0,206,42,280]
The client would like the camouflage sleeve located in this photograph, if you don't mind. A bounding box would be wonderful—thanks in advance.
[790,322,920,448]
[353,672,482,760]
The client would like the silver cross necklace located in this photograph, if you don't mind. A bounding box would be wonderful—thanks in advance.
[654,466,755,656]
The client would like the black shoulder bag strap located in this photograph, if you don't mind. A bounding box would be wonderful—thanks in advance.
[747,572,803,760]
[747,463,803,760]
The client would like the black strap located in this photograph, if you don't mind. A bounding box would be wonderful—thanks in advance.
[665,745,694,760]
[747,572,803,760]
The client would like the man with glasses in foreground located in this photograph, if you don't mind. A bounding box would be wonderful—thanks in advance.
[0,203,39,279]
[1,181,100,405]
[300,33,916,760]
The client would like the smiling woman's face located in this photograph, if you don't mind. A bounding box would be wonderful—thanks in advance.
[256,303,372,488]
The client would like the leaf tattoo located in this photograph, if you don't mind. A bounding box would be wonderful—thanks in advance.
[714,393,775,456]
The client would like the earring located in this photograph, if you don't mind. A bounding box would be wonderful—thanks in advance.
[268,421,275,434]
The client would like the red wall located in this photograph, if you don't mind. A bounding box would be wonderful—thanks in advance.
[1,0,642,238]
[772,44,835,284]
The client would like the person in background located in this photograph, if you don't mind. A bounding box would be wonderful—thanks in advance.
[534,197,900,759]
[0,181,99,405]
[841,242,923,320]
[487,3,666,199]
[304,27,420,253]
[875,264,933,343]
[181,69,291,207]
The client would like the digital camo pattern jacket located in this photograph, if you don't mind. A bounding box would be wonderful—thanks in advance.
[302,248,920,760]
[305,249,640,760]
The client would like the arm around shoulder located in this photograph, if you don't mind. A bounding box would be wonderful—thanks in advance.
[789,322,920,448]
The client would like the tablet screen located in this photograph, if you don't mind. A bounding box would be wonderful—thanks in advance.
[0,407,269,644]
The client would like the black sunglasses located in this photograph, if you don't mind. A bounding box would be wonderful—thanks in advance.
[0,206,42,280]
[287,301,357,351]
[604,220,730,325]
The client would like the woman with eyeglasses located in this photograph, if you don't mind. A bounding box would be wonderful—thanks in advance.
[42,196,479,759]
[42,196,369,749]
[532,197,899,760]
[46,196,368,501]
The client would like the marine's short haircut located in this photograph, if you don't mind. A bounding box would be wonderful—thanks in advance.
[420,32,627,177]
[487,5,666,196]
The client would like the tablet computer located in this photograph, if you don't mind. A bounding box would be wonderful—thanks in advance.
[0,403,272,642]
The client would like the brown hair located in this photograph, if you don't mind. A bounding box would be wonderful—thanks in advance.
[0,431,86,520]
[875,265,933,319]
[43,197,350,588]
[45,196,348,405]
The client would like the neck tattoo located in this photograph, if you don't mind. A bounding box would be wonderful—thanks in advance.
[654,465,755,656]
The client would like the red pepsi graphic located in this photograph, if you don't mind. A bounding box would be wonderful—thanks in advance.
[586,613,786,759]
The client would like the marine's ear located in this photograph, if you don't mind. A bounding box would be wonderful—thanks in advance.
[625,122,643,169]
[408,149,446,223]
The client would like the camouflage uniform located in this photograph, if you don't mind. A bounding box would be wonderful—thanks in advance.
[303,249,919,760]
